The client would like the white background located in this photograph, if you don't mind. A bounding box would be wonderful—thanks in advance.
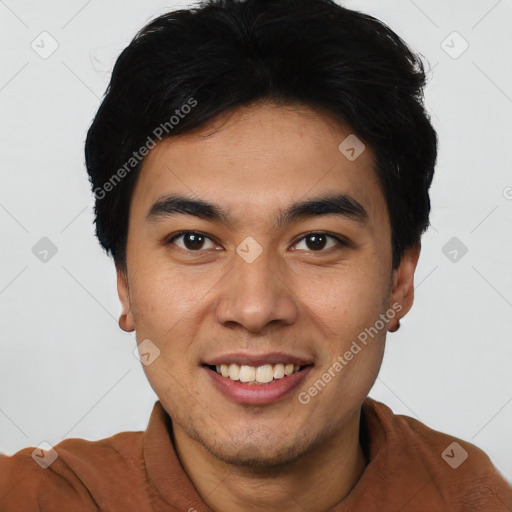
[0,0,511,482]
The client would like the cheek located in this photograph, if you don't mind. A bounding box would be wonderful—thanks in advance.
[128,260,218,377]
[296,264,387,336]
[297,263,389,393]
[129,260,213,328]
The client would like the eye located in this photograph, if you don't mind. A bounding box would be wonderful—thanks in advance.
[292,232,348,252]
[166,231,348,253]
[167,231,220,251]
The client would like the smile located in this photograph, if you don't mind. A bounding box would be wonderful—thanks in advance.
[208,363,304,384]
[203,363,313,405]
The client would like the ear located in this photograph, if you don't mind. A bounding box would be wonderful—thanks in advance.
[117,267,135,332]
[388,242,421,331]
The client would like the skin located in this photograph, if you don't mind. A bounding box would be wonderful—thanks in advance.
[117,101,420,511]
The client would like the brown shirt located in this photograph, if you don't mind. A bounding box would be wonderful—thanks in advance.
[1,397,510,511]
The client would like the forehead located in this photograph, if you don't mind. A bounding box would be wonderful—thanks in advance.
[131,103,387,227]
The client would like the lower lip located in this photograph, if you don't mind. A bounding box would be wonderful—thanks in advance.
[204,365,313,405]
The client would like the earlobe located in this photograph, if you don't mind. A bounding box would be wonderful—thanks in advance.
[117,269,135,332]
[388,242,421,332]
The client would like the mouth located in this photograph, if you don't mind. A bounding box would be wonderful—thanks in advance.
[203,362,311,385]
[201,358,314,405]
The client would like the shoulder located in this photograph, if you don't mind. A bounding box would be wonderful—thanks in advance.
[0,430,145,512]
[362,397,512,511]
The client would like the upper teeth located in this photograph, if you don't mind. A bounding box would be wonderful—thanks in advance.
[215,363,301,383]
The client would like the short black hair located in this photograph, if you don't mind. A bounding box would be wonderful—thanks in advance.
[85,0,437,271]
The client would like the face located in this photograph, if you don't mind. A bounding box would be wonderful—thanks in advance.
[118,102,418,466]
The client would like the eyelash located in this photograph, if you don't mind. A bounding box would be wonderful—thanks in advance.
[166,231,349,254]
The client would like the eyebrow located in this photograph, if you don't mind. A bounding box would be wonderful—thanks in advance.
[146,192,369,228]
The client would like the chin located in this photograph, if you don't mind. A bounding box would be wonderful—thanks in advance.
[212,443,306,469]
[202,427,316,470]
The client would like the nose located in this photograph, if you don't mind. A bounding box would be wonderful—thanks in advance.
[215,245,299,333]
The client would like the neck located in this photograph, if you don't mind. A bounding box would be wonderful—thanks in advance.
[173,410,367,512]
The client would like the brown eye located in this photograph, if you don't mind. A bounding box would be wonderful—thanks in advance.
[168,231,217,251]
[293,232,347,252]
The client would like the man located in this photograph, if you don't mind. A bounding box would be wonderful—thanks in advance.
[1,0,511,510]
